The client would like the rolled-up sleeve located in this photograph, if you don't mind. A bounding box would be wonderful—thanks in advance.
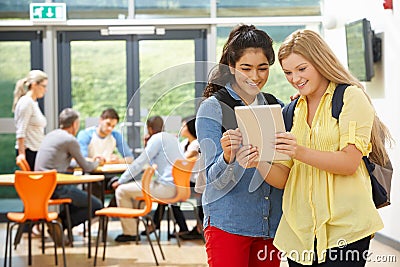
[339,86,374,155]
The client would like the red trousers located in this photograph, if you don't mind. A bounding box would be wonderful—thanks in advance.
[204,226,281,267]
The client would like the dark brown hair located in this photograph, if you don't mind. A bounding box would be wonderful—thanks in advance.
[146,115,164,133]
[203,24,275,98]
[182,115,196,138]
[100,108,119,122]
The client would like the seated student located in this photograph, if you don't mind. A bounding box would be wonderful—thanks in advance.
[77,108,133,164]
[35,108,103,244]
[77,108,134,203]
[149,115,203,240]
[111,115,189,242]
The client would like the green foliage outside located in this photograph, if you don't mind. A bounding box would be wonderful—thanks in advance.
[139,40,196,120]
[71,40,127,127]
[70,39,197,130]
[0,42,31,118]
[0,42,30,196]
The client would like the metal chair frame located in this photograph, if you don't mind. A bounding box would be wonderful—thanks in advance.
[4,170,67,267]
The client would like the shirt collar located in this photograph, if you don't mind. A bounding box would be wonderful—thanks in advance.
[225,82,265,105]
[225,83,242,101]
[326,81,337,95]
[296,81,336,104]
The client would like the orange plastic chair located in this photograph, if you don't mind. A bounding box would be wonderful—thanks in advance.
[94,165,165,266]
[16,157,74,247]
[4,170,67,267]
[136,158,202,247]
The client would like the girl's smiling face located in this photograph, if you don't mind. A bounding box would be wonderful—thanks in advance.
[230,47,270,104]
[281,53,329,99]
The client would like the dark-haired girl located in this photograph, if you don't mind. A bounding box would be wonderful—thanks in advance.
[196,24,283,267]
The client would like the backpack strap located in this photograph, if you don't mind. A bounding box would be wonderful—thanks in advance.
[282,98,299,132]
[261,92,279,105]
[282,84,350,132]
[214,88,241,131]
[214,88,242,110]
[214,88,279,132]
[331,84,350,120]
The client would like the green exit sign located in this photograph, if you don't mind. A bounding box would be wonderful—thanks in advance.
[30,3,67,23]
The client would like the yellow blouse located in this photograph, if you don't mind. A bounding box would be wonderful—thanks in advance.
[273,82,384,264]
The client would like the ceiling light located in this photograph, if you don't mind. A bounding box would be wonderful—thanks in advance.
[101,26,156,35]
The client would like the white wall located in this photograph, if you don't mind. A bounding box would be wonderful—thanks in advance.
[322,0,400,242]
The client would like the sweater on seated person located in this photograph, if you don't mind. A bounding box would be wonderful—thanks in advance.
[77,126,133,160]
[35,128,102,229]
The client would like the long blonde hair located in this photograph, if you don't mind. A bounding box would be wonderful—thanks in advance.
[12,70,48,112]
[278,29,392,165]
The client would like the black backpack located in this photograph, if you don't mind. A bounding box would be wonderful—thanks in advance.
[282,84,392,208]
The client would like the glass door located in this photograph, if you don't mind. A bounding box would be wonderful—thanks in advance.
[135,30,207,148]
[0,31,43,175]
[58,29,207,156]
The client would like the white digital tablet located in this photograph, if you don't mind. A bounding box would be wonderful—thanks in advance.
[234,104,290,162]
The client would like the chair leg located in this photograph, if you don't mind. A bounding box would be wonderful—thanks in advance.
[27,222,32,266]
[166,205,171,241]
[94,216,103,266]
[60,224,67,267]
[9,224,15,267]
[9,223,19,267]
[83,221,86,238]
[13,224,24,250]
[4,221,10,267]
[64,203,74,247]
[41,222,45,254]
[103,217,109,261]
[140,218,159,266]
[136,218,140,245]
[50,223,59,266]
[52,219,67,267]
[147,216,165,260]
[168,206,181,247]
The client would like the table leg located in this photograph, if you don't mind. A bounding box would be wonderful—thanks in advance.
[101,178,105,206]
[87,182,92,258]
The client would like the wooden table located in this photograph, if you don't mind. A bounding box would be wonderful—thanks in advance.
[0,173,104,258]
[90,163,128,174]
[74,164,128,210]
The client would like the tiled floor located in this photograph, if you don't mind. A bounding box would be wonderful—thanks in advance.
[0,219,207,267]
[0,219,399,267]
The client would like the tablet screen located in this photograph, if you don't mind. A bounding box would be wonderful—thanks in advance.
[235,104,290,162]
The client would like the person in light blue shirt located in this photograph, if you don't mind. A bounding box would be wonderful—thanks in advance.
[196,24,283,267]
[111,115,189,242]
[77,108,133,164]
[77,108,134,204]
